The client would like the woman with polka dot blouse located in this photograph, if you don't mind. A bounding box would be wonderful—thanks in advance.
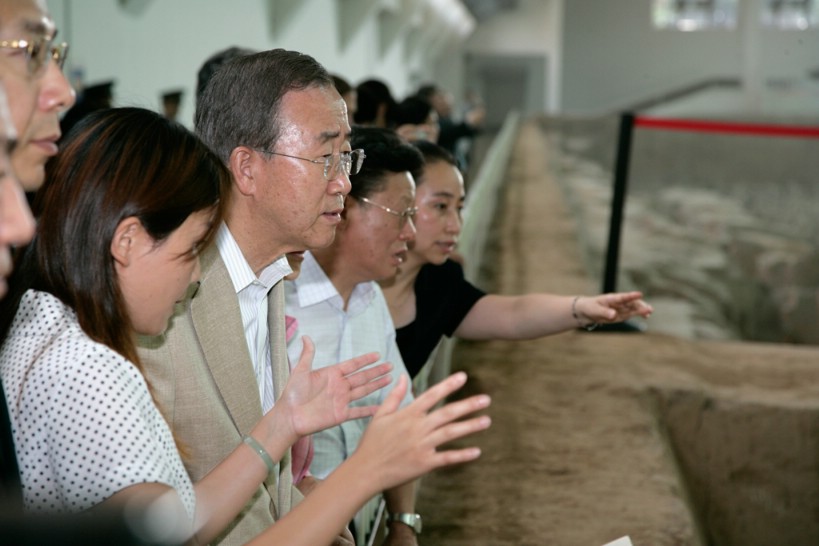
[0,107,491,544]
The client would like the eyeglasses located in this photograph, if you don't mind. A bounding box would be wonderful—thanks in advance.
[358,196,418,229]
[0,35,69,76]
[256,148,366,180]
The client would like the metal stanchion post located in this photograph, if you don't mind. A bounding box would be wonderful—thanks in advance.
[593,112,643,333]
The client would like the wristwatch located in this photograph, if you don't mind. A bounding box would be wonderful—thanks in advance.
[387,512,423,534]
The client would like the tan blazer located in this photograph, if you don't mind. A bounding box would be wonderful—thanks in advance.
[139,245,301,546]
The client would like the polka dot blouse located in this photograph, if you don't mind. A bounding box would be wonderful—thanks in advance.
[0,290,196,518]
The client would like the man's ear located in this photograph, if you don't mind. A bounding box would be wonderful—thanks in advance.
[229,146,258,197]
[110,216,142,267]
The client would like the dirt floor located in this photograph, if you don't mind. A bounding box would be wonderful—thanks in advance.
[414,121,819,546]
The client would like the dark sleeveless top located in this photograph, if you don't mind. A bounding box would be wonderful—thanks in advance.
[395,260,485,378]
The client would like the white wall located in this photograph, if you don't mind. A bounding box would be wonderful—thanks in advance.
[47,0,472,127]
[461,0,562,114]
[46,0,818,123]
[560,0,819,115]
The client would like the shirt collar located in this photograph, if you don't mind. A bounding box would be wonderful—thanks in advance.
[293,252,374,311]
[215,223,292,294]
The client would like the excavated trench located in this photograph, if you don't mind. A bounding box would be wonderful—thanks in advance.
[415,120,819,545]
[651,388,819,546]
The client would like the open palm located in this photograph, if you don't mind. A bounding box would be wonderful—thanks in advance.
[280,336,393,437]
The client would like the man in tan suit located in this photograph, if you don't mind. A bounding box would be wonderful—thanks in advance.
[139,49,361,545]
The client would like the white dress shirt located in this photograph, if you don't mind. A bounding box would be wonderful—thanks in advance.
[216,223,291,412]
[284,252,414,479]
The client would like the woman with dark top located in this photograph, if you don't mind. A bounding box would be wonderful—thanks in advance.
[0,108,491,544]
[381,141,654,379]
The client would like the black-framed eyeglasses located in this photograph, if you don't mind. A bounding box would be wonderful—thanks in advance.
[358,196,418,229]
[0,35,69,76]
[256,148,366,180]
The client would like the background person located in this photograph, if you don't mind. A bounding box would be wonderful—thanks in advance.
[353,78,396,128]
[59,79,113,137]
[331,73,357,127]
[195,45,255,105]
[161,89,183,122]
[390,95,439,145]
[415,83,484,170]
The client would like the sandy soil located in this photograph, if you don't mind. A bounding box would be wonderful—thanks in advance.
[414,121,819,546]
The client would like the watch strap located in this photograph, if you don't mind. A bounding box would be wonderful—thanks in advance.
[388,512,423,534]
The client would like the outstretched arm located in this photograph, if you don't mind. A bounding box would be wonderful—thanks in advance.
[455,292,653,340]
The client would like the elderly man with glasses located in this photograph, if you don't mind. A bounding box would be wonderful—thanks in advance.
[0,0,74,190]
[138,49,373,546]
[285,126,423,546]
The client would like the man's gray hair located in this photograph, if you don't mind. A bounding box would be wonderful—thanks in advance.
[194,48,333,166]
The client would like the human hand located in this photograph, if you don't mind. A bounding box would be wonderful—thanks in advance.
[352,372,491,489]
[395,123,439,144]
[576,291,653,325]
[395,124,417,142]
[280,336,394,438]
[465,105,485,127]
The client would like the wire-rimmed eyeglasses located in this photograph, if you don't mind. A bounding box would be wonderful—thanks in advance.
[256,148,366,180]
[0,35,69,76]
[358,196,418,229]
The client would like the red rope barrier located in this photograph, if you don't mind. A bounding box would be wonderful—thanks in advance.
[634,116,819,139]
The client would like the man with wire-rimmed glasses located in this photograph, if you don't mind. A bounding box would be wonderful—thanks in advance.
[0,0,74,190]
[139,48,373,546]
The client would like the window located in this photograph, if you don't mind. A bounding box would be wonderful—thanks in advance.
[653,0,738,30]
[761,0,818,29]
